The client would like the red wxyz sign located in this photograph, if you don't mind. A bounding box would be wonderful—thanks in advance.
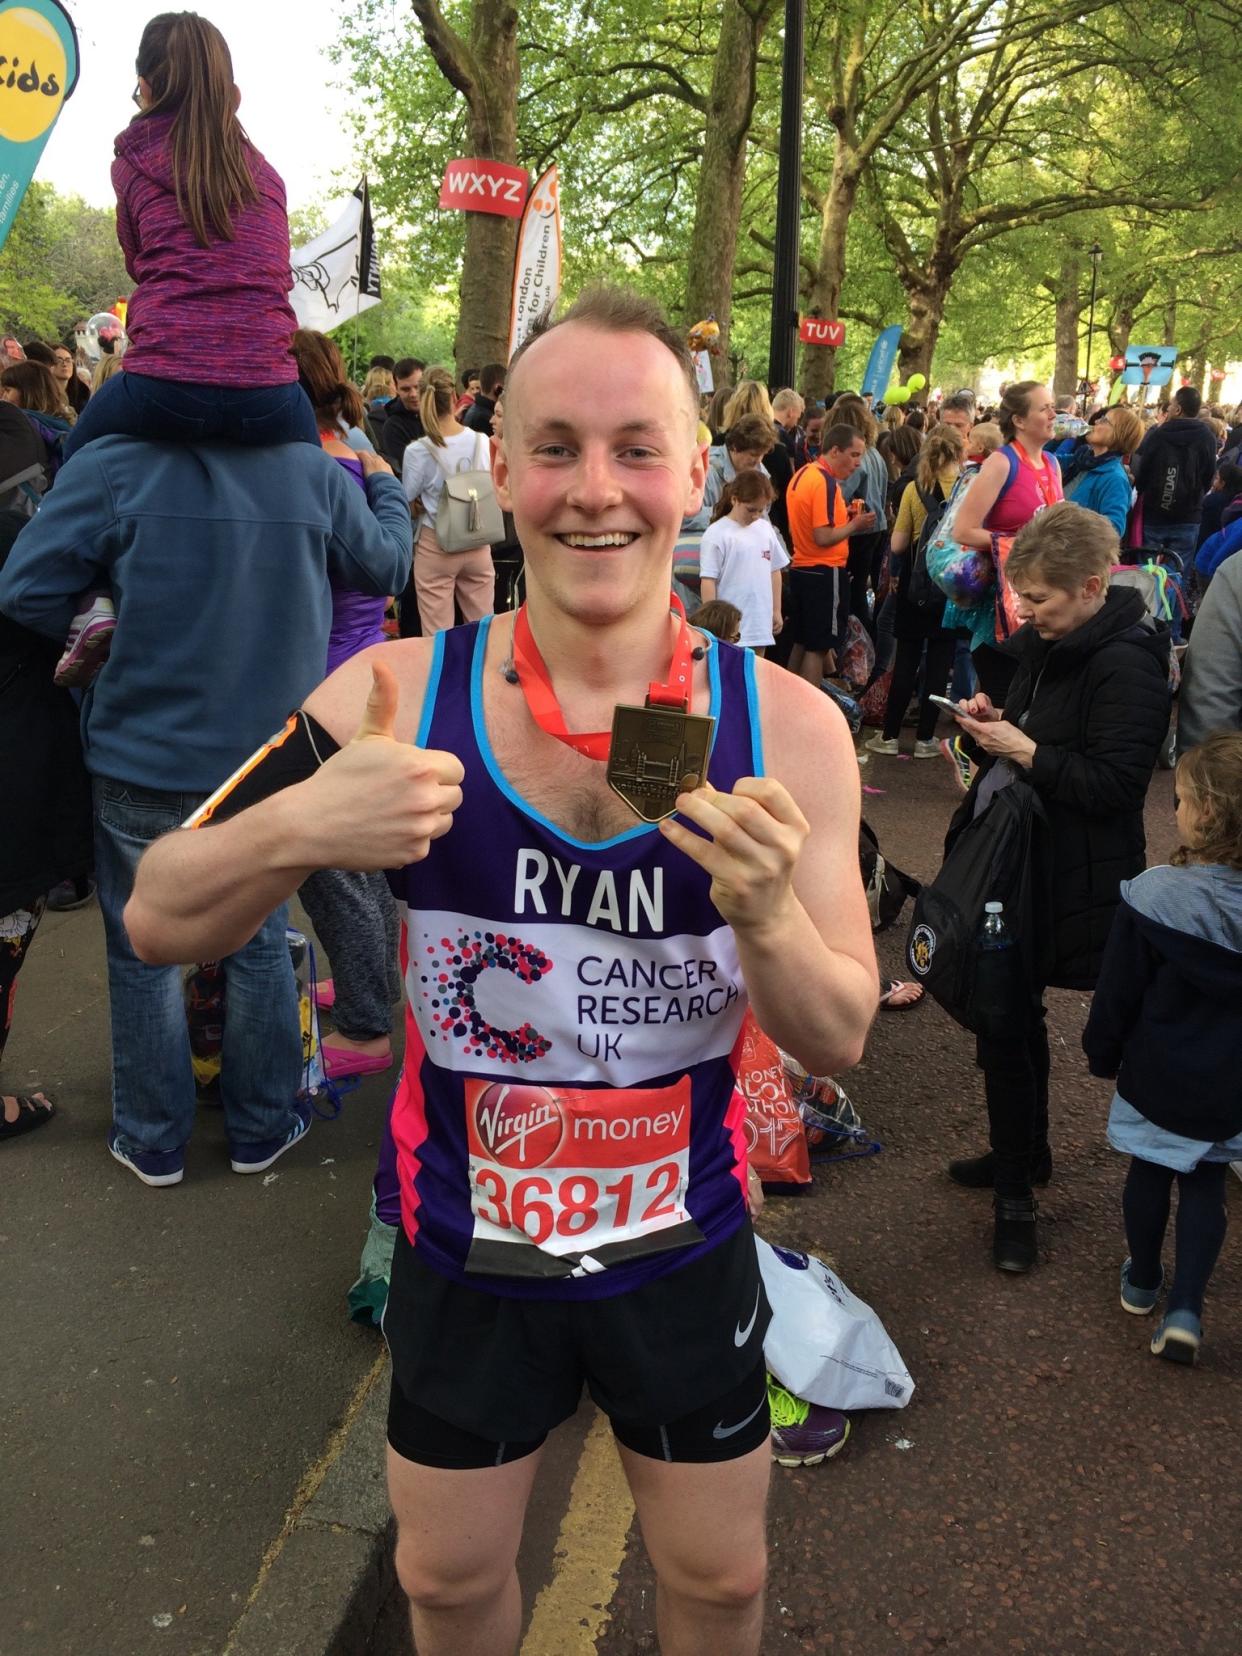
[439,159,529,217]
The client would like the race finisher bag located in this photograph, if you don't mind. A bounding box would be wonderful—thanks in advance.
[429,431,505,552]
[905,777,1051,1037]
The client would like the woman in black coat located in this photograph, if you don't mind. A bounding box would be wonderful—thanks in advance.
[944,502,1171,1269]
[0,503,93,1140]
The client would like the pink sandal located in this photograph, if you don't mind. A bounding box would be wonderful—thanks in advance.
[321,1043,392,1080]
[313,978,336,1012]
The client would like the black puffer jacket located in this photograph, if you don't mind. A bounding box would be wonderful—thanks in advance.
[951,587,1170,989]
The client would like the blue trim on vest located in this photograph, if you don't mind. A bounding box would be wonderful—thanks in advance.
[415,628,447,749]
[466,615,725,854]
[742,647,764,777]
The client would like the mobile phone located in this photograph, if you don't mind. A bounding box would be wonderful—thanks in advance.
[928,694,967,715]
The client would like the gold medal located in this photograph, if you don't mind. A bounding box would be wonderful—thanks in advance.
[606,704,716,823]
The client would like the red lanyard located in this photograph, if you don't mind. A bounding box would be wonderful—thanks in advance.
[510,595,696,760]
[1016,445,1060,509]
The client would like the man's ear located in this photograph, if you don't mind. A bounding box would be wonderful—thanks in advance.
[685,437,708,516]
[493,438,513,512]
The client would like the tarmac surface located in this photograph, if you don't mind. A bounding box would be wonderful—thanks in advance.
[7,734,1239,1656]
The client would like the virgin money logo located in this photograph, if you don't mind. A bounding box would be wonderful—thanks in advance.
[474,1083,564,1168]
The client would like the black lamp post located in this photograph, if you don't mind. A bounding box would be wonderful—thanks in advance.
[1082,241,1103,396]
[767,0,805,390]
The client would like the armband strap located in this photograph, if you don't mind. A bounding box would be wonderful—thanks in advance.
[183,711,340,829]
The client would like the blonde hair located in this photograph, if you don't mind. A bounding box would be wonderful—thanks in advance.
[970,421,1003,457]
[830,395,878,447]
[1004,500,1116,590]
[882,405,905,432]
[722,379,774,430]
[1173,733,1242,870]
[771,388,803,418]
[419,367,458,448]
[1101,406,1143,457]
[362,366,394,403]
[92,354,124,391]
[915,426,964,493]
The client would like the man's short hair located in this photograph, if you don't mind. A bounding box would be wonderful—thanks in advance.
[1006,500,1116,590]
[480,362,506,396]
[394,357,426,381]
[725,413,778,456]
[1174,386,1202,417]
[1054,394,1077,412]
[942,392,975,415]
[22,341,55,365]
[507,285,698,417]
[823,422,864,453]
[772,388,804,416]
[370,354,395,372]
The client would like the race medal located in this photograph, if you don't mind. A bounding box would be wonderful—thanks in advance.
[606,703,716,823]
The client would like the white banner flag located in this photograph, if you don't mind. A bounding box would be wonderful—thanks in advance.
[507,165,562,358]
[289,179,382,333]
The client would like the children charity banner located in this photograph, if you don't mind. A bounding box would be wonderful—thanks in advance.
[860,325,902,401]
[0,0,79,253]
[508,165,562,358]
[289,178,382,333]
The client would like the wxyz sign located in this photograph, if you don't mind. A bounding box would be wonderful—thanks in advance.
[798,317,846,347]
[439,159,529,218]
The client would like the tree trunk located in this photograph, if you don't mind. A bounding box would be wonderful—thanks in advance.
[896,280,947,383]
[1053,253,1081,397]
[800,149,861,400]
[411,0,521,369]
[1158,293,1177,406]
[683,0,776,368]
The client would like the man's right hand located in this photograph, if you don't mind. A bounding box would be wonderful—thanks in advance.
[848,509,877,534]
[298,660,463,870]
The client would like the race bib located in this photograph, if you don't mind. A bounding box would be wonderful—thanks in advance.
[463,1076,703,1279]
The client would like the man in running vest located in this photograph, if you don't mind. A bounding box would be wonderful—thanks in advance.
[125,286,878,1656]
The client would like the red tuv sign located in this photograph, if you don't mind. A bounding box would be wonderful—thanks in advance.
[439,159,530,218]
[798,316,846,347]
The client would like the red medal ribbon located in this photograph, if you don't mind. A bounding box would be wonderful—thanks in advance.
[510,594,696,761]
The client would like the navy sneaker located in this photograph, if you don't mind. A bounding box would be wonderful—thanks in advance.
[768,1378,850,1467]
[1120,1257,1163,1315]
[229,1100,312,1175]
[1151,1309,1202,1365]
[108,1128,184,1187]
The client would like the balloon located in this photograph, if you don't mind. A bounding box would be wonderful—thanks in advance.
[1109,355,1125,373]
[83,311,128,363]
[887,385,911,404]
[906,373,927,392]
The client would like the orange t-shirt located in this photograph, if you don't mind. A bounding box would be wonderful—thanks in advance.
[786,461,850,568]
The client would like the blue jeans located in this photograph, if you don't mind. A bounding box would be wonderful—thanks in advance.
[1141,520,1199,563]
[93,777,303,1161]
[62,372,319,461]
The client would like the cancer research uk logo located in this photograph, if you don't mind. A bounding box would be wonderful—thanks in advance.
[420,929,554,1063]
[473,1083,564,1168]
[909,923,936,977]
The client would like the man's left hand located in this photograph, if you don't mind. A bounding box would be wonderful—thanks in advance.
[955,712,1037,768]
[659,776,808,934]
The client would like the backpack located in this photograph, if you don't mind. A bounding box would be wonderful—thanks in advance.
[925,448,1020,610]
[905,778,1051,1037]
[905,480,949,612]
[426,431,505,553]
[859,819,920,933]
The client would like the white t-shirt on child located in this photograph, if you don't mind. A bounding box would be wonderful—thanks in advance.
[697,516,790,647]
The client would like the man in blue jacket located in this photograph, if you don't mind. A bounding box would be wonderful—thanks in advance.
[0,437,412,1186]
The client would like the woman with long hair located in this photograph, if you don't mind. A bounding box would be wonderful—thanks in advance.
[289,329,402,1081]
[950,381,1062,703]
[400,367,496,633]
[62,10,317,459]
[721,379,774,431]
[0,363,74,484]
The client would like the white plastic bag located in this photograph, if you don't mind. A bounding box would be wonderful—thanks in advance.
[757,1236,914,1411]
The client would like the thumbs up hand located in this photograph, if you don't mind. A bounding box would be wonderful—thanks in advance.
[301,660,464,871]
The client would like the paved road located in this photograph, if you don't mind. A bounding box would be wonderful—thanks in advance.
[2,902,397,1656]
[372,745,1241,1656]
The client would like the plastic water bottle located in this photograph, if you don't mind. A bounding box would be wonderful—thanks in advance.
[973,902,1017,1032]
[980,901,1011,950]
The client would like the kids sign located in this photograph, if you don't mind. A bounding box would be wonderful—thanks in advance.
[0,0,78,252]
[798,316,846,348]
[439,158,529,219]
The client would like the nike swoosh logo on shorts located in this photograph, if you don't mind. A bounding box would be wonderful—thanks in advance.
[712,1396,767,1440]
[734,1287,760,1347]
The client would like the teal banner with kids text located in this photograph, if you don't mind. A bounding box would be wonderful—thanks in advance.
[0,0,79,252]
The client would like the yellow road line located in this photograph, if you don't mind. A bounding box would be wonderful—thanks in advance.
[521,1411,635,1656]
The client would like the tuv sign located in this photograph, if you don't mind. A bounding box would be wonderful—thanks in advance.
[439,158,529,218]
[798,316,846,347]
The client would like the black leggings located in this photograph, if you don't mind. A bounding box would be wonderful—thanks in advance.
[976,1005,1050,1199]
[882,633,957,742]
[1122,1157,1229,1317]
[971,643,1018,706]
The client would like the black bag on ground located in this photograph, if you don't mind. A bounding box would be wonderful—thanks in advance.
[860,819,920,933]
[904,778,1051,1036]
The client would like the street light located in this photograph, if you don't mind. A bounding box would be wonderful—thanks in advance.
[1082,241,1103,396]
[767,0,805,391]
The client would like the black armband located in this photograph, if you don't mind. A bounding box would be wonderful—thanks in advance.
[184,711,340,828]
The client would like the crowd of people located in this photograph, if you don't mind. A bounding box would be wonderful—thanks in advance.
[2,10,1241,1655]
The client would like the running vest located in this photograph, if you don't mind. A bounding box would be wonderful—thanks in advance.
[387,616,764,1300]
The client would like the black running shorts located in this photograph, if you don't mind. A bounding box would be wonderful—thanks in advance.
[787,565,851,652]
[383,1220,772,1468]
